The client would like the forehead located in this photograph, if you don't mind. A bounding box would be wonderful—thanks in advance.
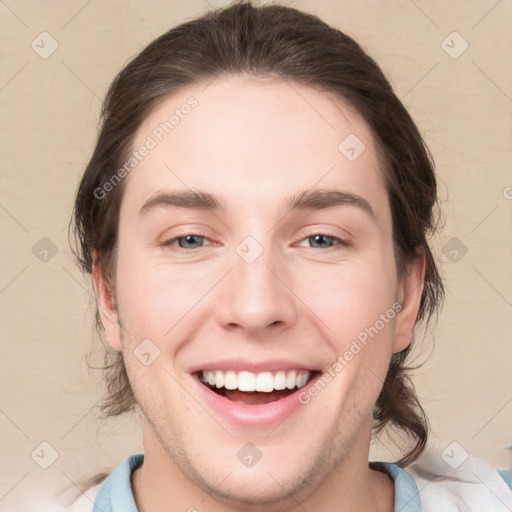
[122,75,388,222]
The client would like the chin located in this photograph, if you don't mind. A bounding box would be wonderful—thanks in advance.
[197,467,313,509]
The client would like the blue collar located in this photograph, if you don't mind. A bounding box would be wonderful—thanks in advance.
[370,461,422,511]
[93,454,142,512]
[93,454,421,511]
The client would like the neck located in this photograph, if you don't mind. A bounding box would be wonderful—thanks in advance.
[131,421,395,512]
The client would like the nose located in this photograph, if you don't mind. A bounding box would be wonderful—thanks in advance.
[215,242,298,338]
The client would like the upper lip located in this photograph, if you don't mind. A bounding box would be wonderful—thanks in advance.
[188,359,320,374]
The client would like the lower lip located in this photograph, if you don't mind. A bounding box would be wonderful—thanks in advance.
[190,373,320,429]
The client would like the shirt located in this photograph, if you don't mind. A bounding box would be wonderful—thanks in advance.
[64,449,512,511]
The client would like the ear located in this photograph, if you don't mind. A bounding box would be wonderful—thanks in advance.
[92,252,122,352]
[392,247,426,353]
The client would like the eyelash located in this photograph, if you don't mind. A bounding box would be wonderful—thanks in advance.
[161,231,350,253]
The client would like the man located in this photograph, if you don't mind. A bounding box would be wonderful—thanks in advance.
[66,2,512,510]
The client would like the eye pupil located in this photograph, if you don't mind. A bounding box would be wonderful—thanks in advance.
[179,235,203,248]
[310,234,332,248]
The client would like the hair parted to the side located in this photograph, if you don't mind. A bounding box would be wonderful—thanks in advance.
[71,0,444,467]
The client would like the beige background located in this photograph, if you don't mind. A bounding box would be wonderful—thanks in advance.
[1,0,511,509]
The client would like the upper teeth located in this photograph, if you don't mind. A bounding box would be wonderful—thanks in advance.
[200,370,311,393]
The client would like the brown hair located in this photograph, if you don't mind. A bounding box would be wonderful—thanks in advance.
[71,0,444,467]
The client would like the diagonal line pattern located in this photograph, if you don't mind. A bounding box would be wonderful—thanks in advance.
[265,471,310,512]
[471,397,512,439]
[471,266,512,308]
[0,407,29,438]
[472,61,512,103]
[61,399,102,439]
[0,472,29,502]
[60,265,96,301]
[0,0,28,28]
[200,470,233,503]
[264,406,297,438]
[368,367,385,386]
[201,0,215,11]
[61,470,107,512]
[283,77,337,130]
[0,201,29,233]
[407,0,439,28]
[0,265,28,294]
[397,477,434,511]
[471,470,512,510]
[0,62,29,92]
[470,204,499,233]
[200,74,218,92]
[401,62,439,100]
[472,0,502,29]
[61,61,102,101]
[61,0,93,29]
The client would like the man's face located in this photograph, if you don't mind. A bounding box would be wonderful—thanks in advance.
[96,76,423,504]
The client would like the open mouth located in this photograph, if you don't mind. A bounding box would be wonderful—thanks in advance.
[196,369,321,406]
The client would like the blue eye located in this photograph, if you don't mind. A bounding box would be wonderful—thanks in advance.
[307,234,336,249]
[162,233,212,252]
[175,235,205,249]
[161,232,349,253]
[298,233,349,250]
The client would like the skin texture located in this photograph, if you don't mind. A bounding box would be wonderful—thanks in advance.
[93,75,425,512]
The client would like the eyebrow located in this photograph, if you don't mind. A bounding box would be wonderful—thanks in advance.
[285,188,376,221]
[140,190,224,214]
[139,188,376,221]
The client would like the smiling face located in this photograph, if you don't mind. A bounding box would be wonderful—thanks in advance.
[94,75,424,509]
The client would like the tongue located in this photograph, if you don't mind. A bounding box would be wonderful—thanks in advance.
[221,388,294,405]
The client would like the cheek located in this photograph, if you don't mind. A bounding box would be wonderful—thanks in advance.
[299,252,399,381]
[306,259,398,329]
[114,246,217,353]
